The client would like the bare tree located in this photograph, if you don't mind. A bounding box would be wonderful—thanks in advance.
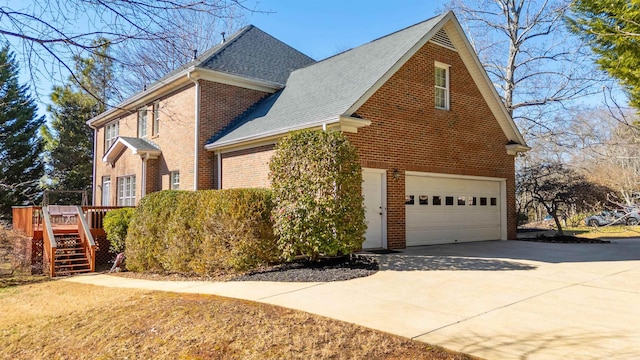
[444,0,605,143]
[569,109,640,205]
[114,9,246,96]
[0,0,252,103]
[517,162,610,235]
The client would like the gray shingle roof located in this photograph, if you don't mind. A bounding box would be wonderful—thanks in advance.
[118,137,160,152]
[156,25,315,87]
[206,13,448,147]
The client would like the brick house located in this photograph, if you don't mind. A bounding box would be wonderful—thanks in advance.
[88,11,529,249]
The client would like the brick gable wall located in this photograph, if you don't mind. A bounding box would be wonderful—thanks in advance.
[346,42,517,248]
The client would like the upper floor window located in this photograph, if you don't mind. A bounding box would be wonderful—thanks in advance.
[105,121,119,151]
[152,102,160,136]
[170,171,180,190]
[435,62,450,110]
[138,107,147,138]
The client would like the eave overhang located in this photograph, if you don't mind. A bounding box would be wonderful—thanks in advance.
[87,67,282,129]
[204,115,371,152]
[102,137,162,166]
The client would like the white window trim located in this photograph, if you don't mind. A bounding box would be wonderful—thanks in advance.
[170,171,180,190]
[101,176,111,206]
[152,102,160,136]
[117,175,136,206]
[138,107,148,138]
[434,61,450,110]
[105,121,119,152]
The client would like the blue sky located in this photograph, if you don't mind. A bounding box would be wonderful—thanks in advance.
[247,1,446,60]
[17,0,448,118]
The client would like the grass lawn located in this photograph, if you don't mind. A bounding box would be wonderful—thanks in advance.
[0,279,476,360]
[562,225,640,239]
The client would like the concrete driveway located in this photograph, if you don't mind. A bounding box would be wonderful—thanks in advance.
[66,239,640,359]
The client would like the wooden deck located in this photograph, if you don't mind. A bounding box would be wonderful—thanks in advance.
[12,205,130,276]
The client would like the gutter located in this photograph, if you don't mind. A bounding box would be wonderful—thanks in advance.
[204,115,371,152]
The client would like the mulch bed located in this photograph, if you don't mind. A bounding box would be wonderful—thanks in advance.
[232,254,379,282]
[111,254,379,283]
[521,235,610,244]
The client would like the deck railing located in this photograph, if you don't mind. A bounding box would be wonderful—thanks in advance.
[12,205,130,275]
[76,206,96,272]
[41,207,57,277]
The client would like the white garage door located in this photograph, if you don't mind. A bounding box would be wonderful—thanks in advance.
[406,174,502,246]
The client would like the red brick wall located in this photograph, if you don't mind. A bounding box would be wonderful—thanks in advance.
[347,41,517,248]
[199,82,270,189]
[221,144,275,189]
[94,85,196,204]
[93,81,271,202]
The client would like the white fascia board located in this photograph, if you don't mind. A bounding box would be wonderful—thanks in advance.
[506,143,531,155]
[444,18,528,147]
[345,12,453,116]
[190,68,282,93]
[87,68,195,128]
[87,67,282,129]
[102,138,161,166]
[204,115,371,152]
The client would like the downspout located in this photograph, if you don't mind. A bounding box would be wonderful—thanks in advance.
[187,72,200,191]
[217,151,222,189]
[92,127,97,205]
[141,154,147,198]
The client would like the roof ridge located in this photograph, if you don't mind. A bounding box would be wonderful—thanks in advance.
[193,25,255,65]
[313,12,448,64]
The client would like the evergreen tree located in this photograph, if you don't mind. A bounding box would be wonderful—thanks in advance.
[41,39,114,205]
[568,1,640,109]
[0,45,45,220]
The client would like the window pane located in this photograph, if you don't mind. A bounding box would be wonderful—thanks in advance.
[491,197,497,206]
[445,196,454,205]
[433,196,441,205]
[419,195,428,205]
[405,195,414,205]
[458,196,466,206]
[480,197,487,206]
[138,109,147,138]
[435,88,446,108]
[153,103,160,136]
[435,67,446,87]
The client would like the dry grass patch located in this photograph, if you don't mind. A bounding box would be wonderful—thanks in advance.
[0,281,476,360]
[566,226,640,239]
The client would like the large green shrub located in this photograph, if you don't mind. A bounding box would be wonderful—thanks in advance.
[103,207,135,253]
[125,188,279,274]
[269,129,366,260]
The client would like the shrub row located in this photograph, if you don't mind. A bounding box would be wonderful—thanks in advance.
[125,188,279,275]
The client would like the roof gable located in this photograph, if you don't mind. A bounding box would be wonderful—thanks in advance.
[88,25,314,127]
[206,13,449,148]
[102,137,161,166]
[206,11,528,152]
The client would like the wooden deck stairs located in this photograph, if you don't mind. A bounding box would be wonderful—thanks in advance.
[53,232,92,275]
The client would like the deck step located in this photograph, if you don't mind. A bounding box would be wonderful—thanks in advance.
[55,263,90,269]
[54,268,92,276]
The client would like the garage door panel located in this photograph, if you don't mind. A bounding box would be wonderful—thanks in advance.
[406,175,502,246]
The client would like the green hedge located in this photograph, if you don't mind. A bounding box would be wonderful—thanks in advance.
[269,130,366,260]
[125,188,279,274]
[103,207,135,253]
